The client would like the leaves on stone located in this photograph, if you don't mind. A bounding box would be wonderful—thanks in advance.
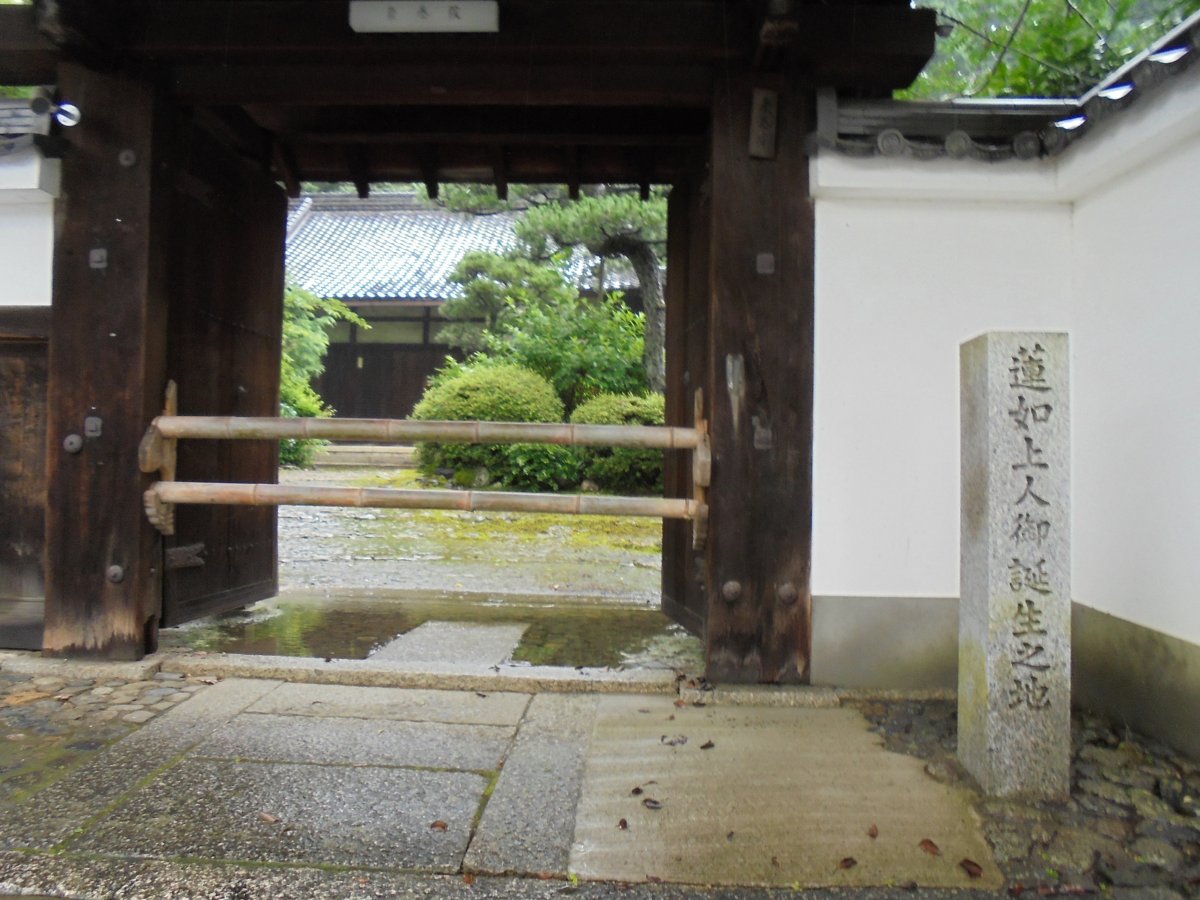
[430,820,449,832]
[838,857,858,870]
[868,823,879,839]
[660,734,687,747]
[642,798,663,810]
[258,812,281,824]
[700,740,715,750]
[919,838,941,856]
[617,818,629,830]
[959,858,984,879]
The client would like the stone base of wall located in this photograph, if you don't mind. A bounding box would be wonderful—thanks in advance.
[811,595,1200,760]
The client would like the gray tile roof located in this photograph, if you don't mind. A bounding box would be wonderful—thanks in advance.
[286,193,637,302]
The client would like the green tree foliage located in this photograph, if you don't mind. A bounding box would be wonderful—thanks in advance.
[440,251,575,353]
[279,284,364,466]
[484,289,647,412]
[517,189,667,394]
[439,184,668,391]
[904,0,1200,99]
[570,392,666,494]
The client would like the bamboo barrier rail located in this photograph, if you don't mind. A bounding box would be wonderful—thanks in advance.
[149,415,703,449]
[138,381,710,544]
[149,481,700,519]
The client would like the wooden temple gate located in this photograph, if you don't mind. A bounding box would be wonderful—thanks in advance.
[0,0,934,682]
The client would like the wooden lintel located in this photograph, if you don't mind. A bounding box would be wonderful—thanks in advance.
[0,306,52,342]
[0,7,60,84]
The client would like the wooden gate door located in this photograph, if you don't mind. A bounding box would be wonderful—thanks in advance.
[160,118,286,627]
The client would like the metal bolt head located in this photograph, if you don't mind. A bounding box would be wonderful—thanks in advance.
[54,103,81,128]
[721,580,742,603]
[62,433,83,453]
[777,582,799,606]
[106,565,125,583]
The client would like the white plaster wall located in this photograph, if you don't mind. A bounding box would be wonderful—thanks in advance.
[812,63,1200,646]
[0,148,58,307]
[1070,129,1200,643]
[812,196,1072,599]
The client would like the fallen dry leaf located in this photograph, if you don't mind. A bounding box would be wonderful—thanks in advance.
[959,858,983,879]
[919,838,941,856]
[430,820,449,832]
[631,786,644,796]
[771,856,780,868]
[199,676,220,685]
[637,708,652,714]
[258,812,281,824]
[868,824,879,839]
[54,693,72,702]
[673,698,687,708]
[700,740,715,750]
[726,831,735,841]
[660,734,688,747]
[463,874,476,886]
[617,818,628,830]
[691,701,707,708]
[3,691,51,707]
[1007,884,1026,897]
[642,798,663,810]
[838,857,858,870]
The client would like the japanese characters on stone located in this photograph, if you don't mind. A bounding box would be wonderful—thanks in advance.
[1007,343,1055,711]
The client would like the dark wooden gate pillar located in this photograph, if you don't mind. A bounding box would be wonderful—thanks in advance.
[43,64,170,658]
[705,70,815,683]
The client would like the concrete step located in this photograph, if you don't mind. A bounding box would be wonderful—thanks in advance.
[312,444,417,468]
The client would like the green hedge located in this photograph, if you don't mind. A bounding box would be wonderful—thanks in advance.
[411,363,579,491]
[570,392,665,494]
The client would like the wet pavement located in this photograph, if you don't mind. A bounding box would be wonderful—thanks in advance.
[0,653,1195,899]
[2,468,1197,896]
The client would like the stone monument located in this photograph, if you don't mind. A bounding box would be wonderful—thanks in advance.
[959,332,1070,799]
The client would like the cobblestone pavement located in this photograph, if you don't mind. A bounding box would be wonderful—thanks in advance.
[0,669,212,805]
[0,666,1197,898]
[852,699,1200,898]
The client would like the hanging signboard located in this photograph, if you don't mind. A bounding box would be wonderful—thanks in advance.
[349,1,500,33]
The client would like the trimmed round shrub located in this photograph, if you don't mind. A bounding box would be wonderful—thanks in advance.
[569,392,665,494]
[411,363,579,490]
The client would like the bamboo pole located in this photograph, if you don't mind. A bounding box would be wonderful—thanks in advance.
[151,416,702,449]
[149,481,703,520]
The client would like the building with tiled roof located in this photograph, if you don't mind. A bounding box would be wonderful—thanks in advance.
[285,193,640,420]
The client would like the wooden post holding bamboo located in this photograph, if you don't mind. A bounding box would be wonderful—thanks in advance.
[143,481,705,535]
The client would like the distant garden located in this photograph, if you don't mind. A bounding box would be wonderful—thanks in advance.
[281,186,667,495]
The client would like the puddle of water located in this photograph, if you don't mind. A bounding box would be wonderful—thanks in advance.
[160,590,703,670]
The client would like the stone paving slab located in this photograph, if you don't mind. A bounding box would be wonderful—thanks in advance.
[569,696,1002,891]
[246,682,531,726]
[0,678,279,850]
[0,851,1008,899]
[466,693,600,877]
[71,758,488,871]
[370,621,529,665]
[193,712,514,771]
